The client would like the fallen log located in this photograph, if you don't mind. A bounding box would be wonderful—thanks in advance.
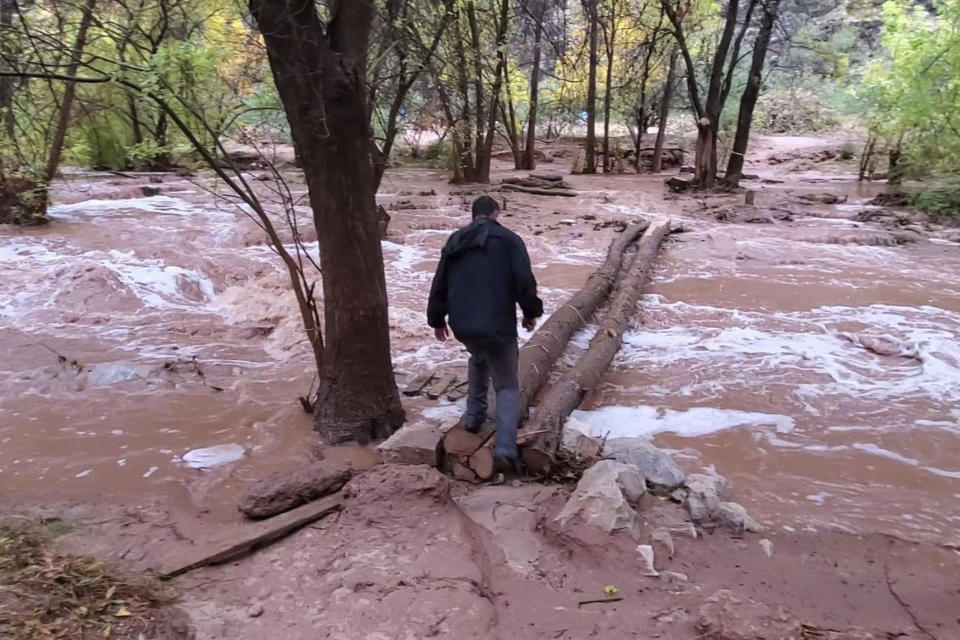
[158,493,342,578]
[521,218,671,476]
[501,183,578,197]
[440,221,649,478]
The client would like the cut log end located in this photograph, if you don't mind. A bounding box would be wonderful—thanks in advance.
[521,447,555,478]
[469,447,494,480]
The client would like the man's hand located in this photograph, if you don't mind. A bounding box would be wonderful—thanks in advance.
[521,317,537,332]
[434,326,449,342]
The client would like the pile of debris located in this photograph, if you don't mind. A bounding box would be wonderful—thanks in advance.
[500,174,577,197]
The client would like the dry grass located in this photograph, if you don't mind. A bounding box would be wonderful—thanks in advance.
[0,516,187,639]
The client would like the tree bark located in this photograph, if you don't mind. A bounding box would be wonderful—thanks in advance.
[466,2,485,174]
[477,0,509,183]
[0,0,15,148]
[601,15,616,174]
[43,0,96,183]
[521,219,671,475]
[249,0,404,443]
[583,0,599,174]
[652,51,677,174]
[723,0,779,187]
[523,3,543,171]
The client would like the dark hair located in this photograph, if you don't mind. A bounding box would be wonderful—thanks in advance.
[471,195,500,219]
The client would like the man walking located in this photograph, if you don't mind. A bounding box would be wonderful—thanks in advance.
[427,196,543,471]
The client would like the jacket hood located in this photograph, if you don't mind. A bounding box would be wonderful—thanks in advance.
[445,216,497,258]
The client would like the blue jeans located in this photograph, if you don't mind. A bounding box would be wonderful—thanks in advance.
[464,339,520,460]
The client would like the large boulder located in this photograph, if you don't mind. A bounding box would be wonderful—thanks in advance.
[238,460,353,519]
[555,460,645,535]
[604,437,686,490]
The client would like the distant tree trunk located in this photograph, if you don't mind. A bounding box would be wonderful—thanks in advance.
[652,51,677,173]
[601,9,617,173]
[582,0,598,174]
[466,2,485,174]
[451,12,478,183]
[0,0,15,149]
[249,0,404,443]
[888,136,905,185]
[43,0,96,183]
[858,135,876,182]
[723,0,779,187]
[478,0,509,183]
[523,3,543,171]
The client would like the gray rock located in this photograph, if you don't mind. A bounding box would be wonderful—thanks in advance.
[141,185,161,197]
[659,570,689,584]
[247,603,264,618]
[697,589,799,640]
[715,501,764,533]
[377,424,442,467]
[238,459,353,519]
[604,437,686,489]
[554,460,645,535]
[684,473,729,522]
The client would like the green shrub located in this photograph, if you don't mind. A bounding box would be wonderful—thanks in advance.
[910,182,960,222]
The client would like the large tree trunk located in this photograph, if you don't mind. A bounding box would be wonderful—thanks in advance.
[601,22,616,173]
[723,0,779,186]
[523,6,543,171]
[652,52,677,174]
[521,219,671,475]
[467,1,485,175]
[249,0,404,443]
[694,122,718,189]
[0,0,15,148]
[583,0,598,174]
[43,0,96,183]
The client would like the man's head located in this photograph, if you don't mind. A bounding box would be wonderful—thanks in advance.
[471,195,500,220]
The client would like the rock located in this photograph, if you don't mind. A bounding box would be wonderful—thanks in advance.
[560,416,603,460]
[252,173,272,182]
[666,177,693,192]
[237,459,353,519]
[684,473,729,522]
[141,185,161,197]
[759,538,773,558]
[650,528,675,558]
[715,501,764,533]
[148,175,164,184]
[636,544,659,577]
[247,603,264,618]
[554,460,645,535]
[418,189,437,196]
[839,333,919,360]
[679,166,695,174]
[604,437,685,490]
[376,424,442,466]
[659,570,688,584]
[451,462,477,482]
[697,589,799,640]
[796,192,847,205]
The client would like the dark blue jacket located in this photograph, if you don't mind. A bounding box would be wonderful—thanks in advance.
[427,216,543,343]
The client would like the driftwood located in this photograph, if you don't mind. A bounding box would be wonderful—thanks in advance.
[440,222,649,479]
[521,219,671,476]
[501,183,578,197]
[158,493,342,578]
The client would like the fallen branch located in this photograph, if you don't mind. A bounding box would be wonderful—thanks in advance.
[578,597,624,607]
[501,183,578,197]
[521,219,671,476]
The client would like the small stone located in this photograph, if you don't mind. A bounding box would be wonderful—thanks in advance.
[141,185,161,197]
[636,544,659,577]
[650,528,675,558]
[554,460,645,535]
[659,571,688,584]
[247,603,264,618]
[759,538,774,558]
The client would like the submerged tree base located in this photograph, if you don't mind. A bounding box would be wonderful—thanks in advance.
[0,177,49,226]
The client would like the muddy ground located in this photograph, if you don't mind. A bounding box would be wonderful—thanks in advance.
[2,134,959,639]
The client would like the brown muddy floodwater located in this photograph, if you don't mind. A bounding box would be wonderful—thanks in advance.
[1,165,959,546]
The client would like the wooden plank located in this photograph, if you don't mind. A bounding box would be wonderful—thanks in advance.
[402,370,434,397]
[158,493,342,579]
[501,183,577,197]
[425,372,457,400]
